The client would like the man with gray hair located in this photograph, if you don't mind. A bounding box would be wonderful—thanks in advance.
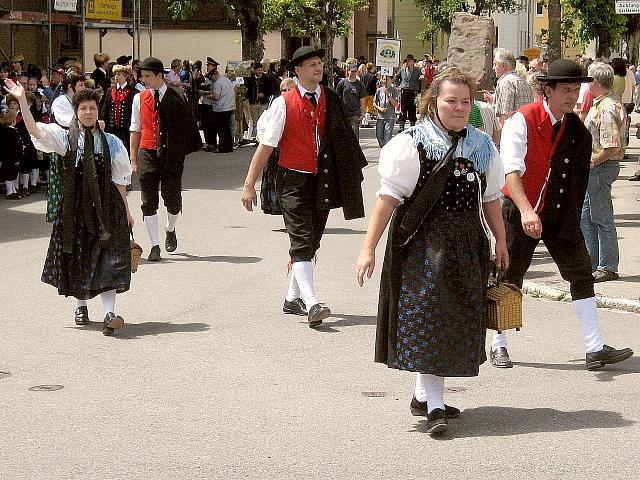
[581,61,626,282]
[486,48,534,125]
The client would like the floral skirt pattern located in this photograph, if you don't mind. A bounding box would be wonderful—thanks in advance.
[46,153,63,223]
[42,175,131,300]
[393,208,490,377]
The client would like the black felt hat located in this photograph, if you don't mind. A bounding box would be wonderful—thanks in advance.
[288,46,325,69]
[116,55,133,66]
[206,57,219,66]
[538,59,592,83]
[138,57,164,73]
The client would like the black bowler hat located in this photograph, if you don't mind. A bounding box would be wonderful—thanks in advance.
[288,46,325,69]
[405,54,415,61]
[538,59,592,83]
[116,55,132,65]
[206,57,219,66]
[138,57,164,73]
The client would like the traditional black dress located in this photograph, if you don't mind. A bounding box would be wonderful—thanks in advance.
[33,122,132,300]
[374,121,504,377]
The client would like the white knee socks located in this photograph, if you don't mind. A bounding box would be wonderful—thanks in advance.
[30,169,39,187]
[76,299,87,307]
[166,213,179,232]
[285,270,301,302]
[5,180,16,195]
[415,373,445,413]
[101,289,117,316]
[144,214,160,246]
[291,261,318,308]
[573,297,604,353]
[20,173,29,188]
[491,331,508,351]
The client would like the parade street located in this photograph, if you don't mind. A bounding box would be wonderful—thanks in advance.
[1,128,638,479]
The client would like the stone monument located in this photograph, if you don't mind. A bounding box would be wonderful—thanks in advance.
[447,12,495,95]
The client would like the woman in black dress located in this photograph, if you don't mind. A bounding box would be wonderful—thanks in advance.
[356,68,509,435]
[5,79,134,336]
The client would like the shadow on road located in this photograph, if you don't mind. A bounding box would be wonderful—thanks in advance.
[138,253,262,264]
[513,356,640,382]
[271,228,366,235]
[300,314,377,332]
[411,406,635,438]
[66,321,210,339]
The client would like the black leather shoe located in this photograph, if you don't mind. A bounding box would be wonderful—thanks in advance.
[165,230,177,252]
[490,347,513,368]
[628,174,640,181]
[74,306,90,325]
[410,396,460,419]
[586,345,634,370]
[283,298,307,316]
[308,303,331,328]
[102,312,124,336]
[148,245,161,261]
[425,408,448,435]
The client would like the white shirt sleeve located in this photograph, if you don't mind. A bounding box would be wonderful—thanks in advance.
[106,134,133,185]
[483,144,505,202]
[500,112,528,176]
[129,93,141,132]
[256,96,286,148]
[30,122,69,156]
[376,133,420,202]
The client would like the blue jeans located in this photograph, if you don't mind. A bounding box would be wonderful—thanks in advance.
[376,118,395,147]
[580,160,620,272]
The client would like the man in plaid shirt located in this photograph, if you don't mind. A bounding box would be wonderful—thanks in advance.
[487,48,534,126]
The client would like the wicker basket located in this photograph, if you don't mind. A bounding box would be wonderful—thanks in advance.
[486,270,523,333]
[130,235,143,273]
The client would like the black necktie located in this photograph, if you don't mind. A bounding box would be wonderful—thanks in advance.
[551,120,561,143]
[305,92,317,108]
[154,89,161,111]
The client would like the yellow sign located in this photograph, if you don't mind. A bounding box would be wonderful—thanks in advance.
[523,48,542,61]
[86,0,122,21]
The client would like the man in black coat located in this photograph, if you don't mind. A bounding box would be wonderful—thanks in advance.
[241,46,367,328]
[130,57,201,261]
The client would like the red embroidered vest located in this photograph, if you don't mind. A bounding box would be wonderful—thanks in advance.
[278,87,327,173]
[140,89,159,151]
[110,86,134,129]
[502,100,566,213]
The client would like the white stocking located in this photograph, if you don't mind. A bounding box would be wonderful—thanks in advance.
[144,214,160,246]
[5,181,16,195]
[166,213,179,232]
[101,289,117,316]
[573,297,604,353]
[415,373,445,413]
[76,299,87,307]
[491,331,508,351]
[30,168,39,186]
[291,261,318,308]
[285,270,301,302]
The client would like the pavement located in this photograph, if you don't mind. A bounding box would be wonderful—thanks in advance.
[0,126,638,478]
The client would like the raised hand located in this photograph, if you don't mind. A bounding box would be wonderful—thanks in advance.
[3,79,26,101]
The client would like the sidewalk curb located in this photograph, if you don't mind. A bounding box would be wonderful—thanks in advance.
[523,281,640,315]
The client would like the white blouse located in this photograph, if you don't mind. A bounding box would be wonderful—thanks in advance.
[31,123,132,186]
[376,132,505,203]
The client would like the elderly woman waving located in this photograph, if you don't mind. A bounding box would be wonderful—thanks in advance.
[356,68,508,436]
[4,79,134,336]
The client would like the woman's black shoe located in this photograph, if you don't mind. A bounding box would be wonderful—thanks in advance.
[102,313,124,336]
[410,396,460,419]
[426,408,448,435]
[283,298,307,316]
[308,303,331,328]
[75,306,90,325]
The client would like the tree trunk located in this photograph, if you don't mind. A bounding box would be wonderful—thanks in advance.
[226,0,265,61]
[626,15,640,64]
[547,0,562,62]
[596,26,612,58]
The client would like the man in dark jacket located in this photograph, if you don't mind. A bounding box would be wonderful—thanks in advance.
[130,57,201,261]
[241,46,367,328]
[492,59,633,370]
[394,54,422,131]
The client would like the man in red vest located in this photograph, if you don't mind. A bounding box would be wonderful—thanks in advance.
[492,59,633,370]
[130,57,200,261]
[241,46,367,328]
